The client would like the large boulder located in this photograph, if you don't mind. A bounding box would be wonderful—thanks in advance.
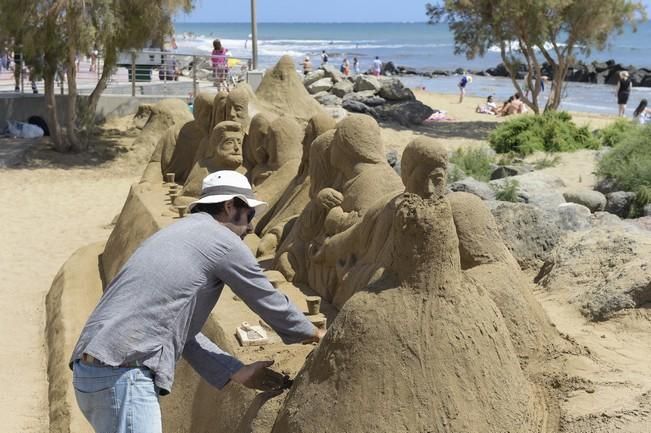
[307,77,334,94]
[491,202,562,272]
[449,178,495,201]
[536,224,651,321]
[314,93,342,107]
[331,80,354,98]
[605,191,636,217]
[556,203,592,231]
[490,172,566,211]
[354,74,382,92]
[563,189,607,212]
[321,64,344,83]
[342,99,377,116]
[303,69,325,86]
[378,78,415,101]
[375,100,434,126]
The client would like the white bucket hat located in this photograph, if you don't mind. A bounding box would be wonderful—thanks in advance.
[188,170,267,212]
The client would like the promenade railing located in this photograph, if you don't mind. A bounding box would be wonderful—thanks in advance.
[0,50,252,99]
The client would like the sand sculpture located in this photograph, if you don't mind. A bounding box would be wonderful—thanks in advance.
[272,193,550,433]
[244,112,277,183]
[255,55,325,124]
[272,114,403,298]
[138,98,195,183]
[249,115,304,221]
[160,93,215,184]
[255,112,337,258]
[177,121,245,202]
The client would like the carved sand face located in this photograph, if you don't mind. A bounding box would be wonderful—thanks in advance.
[403,159,447,200]
[214,130,243,169]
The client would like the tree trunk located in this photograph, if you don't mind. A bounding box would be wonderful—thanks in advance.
[44,73,67,152]
[84,47,116,122]
[66,44,82,152]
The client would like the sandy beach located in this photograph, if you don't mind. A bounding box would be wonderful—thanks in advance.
[0,89,639,432]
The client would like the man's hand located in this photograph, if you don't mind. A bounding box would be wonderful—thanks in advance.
[230,360,292,391]
[302,326,326,344]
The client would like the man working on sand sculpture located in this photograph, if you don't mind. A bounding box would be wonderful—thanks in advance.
[69,170,325,433]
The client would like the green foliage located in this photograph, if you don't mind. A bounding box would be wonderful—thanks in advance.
[447,164,466,183]
[489,111,600,155]
[597,125,651,198]
[630,186,651,217]
[493,179,520,202]
[596,118,633,147]
[449,147,494,181]
[533,153,561,169]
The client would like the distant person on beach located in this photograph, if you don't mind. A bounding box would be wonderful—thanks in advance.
[372,56,382,77]
[501,93,527,116]
[341,58,350,76]
[633,99,650,125]
[303,56,313,76]
[457,72,472,103]
[353,57,360,75]
[321,50,328,65]
[616,70,632,117]
[476,95,498,115]
[212,39,229,90]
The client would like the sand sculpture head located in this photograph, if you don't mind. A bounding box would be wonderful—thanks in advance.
[400,137,448,200]
[193,93,214,136]
[224,86,251,132]
[308,129,337,198]
[300,112,337,170]
[267,115,303,169]
[211,91,229,129]
[330,114,385,178]
[245,112,274,170]
[206,121,244,170]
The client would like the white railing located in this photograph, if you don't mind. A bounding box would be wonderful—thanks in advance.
[0,50,252,99]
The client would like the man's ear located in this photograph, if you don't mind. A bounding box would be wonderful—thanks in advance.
[223,199,236,217]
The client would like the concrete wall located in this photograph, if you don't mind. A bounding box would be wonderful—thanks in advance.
[0,94,175,129]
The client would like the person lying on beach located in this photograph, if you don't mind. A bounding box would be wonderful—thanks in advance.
[476,95,498,115]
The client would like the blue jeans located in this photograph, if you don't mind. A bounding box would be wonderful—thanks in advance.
[72,360,162,433]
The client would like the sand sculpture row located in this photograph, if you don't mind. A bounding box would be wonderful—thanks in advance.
[95,55,563,432]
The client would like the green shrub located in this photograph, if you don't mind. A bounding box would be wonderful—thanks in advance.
[489,111,600,155]
[493,179,520,202]
[449,147,494,181]
[597,125,651,195]
[597,118,632,147]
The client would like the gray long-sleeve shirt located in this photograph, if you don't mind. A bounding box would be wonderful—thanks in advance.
[69,212,316,394]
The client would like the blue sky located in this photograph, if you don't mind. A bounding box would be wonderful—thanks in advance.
[175,1,651,23]
[175,0,429,23]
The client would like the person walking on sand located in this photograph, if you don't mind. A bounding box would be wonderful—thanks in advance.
[616,70,632,117]
[458,72,472,103]
[69,171,325,433]
[372,56,382,77]
[212,39,229,90]
[321,50,329,65]
[353,57,360,75]
[341,57,350,76]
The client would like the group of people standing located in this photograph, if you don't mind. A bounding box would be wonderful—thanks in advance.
[302,50,381,77]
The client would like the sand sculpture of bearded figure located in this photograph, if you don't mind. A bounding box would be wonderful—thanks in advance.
[160,93,214,184]
[255,112,337,258]
[175,121,244,206]
[243,112,276,182]
[249,115,304,222]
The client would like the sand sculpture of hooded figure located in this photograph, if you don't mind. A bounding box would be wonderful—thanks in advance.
[244,112,276,183]
[176,121,244,204]
[249,115,304,221]
[271,187,552,432]
[323,114,403,236]
[161,93,214,184]
[255,112,337,258]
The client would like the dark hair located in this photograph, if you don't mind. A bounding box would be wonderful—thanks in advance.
[514,93,521,100]
[487,95,493,102]
[191,197,249,216]
[213,39,222,51]
[634,99,648,118]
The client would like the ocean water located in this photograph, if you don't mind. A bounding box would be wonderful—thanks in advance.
[173,22,651,114]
